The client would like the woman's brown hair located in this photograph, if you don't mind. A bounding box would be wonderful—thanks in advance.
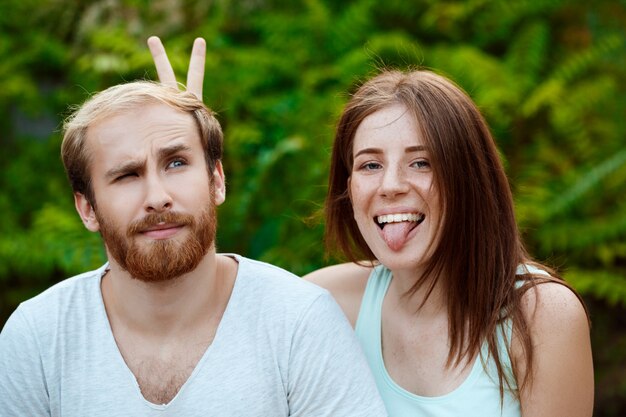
[325,69,584,400]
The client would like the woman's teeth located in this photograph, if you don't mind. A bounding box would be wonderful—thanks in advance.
[376,213,425,226]
[377,213,422,224]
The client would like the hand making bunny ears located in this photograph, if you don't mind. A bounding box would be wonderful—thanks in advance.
[147,36,206,100]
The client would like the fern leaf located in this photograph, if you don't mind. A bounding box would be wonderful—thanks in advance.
[565,269,626,307]
[544,148,626,219]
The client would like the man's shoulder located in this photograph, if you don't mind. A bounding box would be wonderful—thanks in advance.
[15,264,107,322]
[231,254,325,293]
[228,254,331,315]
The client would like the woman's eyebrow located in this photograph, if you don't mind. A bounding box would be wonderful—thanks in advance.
[353,147,383,158]
[405,145,426,153]
[354,145,426,158]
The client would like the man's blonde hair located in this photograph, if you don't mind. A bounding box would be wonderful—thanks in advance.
[61,81,223,205]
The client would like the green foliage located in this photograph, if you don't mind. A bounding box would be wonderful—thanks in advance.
[1,0,625,413]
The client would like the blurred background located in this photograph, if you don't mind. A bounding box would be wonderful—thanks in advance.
[0,0,624,414]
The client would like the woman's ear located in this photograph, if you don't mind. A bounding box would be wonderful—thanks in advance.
[74,193,100,232]
[347,176,352,202]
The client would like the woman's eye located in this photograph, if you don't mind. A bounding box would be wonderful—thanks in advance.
[411,160,430,169]
[360,162,382,171]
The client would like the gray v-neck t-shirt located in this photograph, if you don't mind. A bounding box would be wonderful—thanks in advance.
[0,254,386,416]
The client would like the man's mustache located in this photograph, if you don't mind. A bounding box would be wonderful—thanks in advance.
[126,212,195,236]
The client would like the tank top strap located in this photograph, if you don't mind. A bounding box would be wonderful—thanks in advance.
[355,265,392,338]
[354,265,391,370]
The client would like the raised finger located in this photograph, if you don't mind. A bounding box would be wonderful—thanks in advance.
[186,37,206,100]
[147,36,178,88]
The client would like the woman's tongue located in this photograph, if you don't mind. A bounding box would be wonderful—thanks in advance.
[381,221,415,251]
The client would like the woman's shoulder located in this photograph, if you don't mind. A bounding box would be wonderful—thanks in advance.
[514,280,593,416]
[519,279,587,325]
[514,262,587,326]
[303,262,375,327]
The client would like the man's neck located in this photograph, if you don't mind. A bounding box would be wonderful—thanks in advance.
[100,252,238,405]
[101,251,237,338]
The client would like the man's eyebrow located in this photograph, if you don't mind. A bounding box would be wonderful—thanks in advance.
[157,143,193,160]
[105,160,145,181]
[103,144,193,181]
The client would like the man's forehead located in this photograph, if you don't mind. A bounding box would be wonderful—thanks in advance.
[88,103,195,143]
[94,102,192,128]
[84,103,200,167]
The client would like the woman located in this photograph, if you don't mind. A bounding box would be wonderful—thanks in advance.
[149,37,593,416]
[304,70,594,416]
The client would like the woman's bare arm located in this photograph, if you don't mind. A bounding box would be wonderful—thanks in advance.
[304,263,373,327]
[517,282,594,416]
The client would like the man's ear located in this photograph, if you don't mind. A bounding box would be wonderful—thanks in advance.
[74,193,100,232]
[212,161,226,206]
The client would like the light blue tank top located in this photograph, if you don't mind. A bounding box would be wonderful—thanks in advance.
[355,265,527,417]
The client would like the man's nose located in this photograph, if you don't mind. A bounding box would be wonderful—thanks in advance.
[144,173,173,212]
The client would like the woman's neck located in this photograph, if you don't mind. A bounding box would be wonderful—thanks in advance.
[386,266,448,317]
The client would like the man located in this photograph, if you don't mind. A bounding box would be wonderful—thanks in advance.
[0,58,386,415]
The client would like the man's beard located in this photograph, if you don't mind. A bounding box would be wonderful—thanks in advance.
[97,198,216,283]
